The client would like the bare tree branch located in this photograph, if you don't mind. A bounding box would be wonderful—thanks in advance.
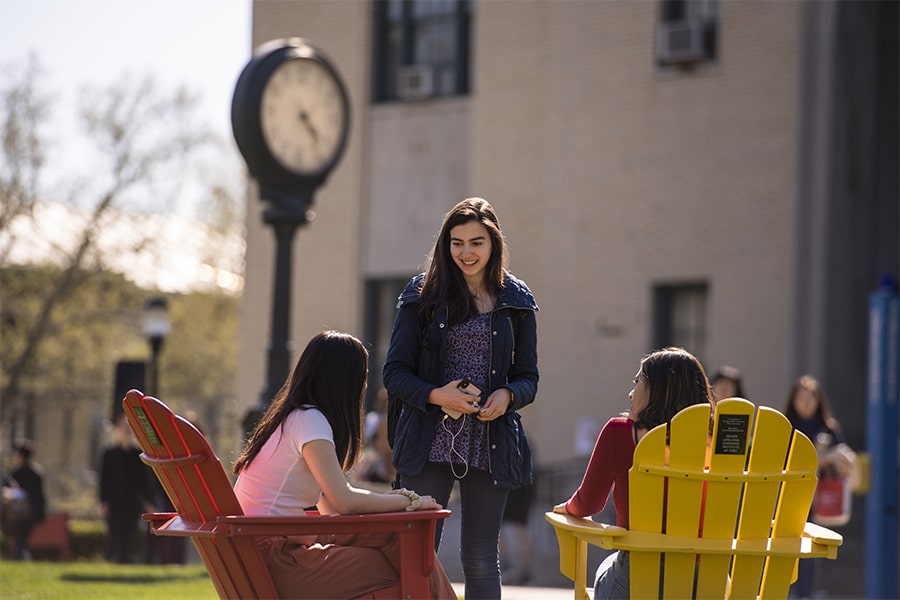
[1,59,216,417]
[0,55,48,263]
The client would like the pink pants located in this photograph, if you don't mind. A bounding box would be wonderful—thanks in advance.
[258,532,456,599]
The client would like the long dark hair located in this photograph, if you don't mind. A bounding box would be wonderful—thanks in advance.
[633,347,713,431]
[420,197,507,325]
[783,374,839,431]
[710,364,747,399]
[233,331,368,474]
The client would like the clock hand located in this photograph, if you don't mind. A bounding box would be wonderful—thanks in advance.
[299,110,319,142]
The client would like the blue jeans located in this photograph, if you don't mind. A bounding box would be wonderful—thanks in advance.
[402,464,510,599]
[594,550,630,599]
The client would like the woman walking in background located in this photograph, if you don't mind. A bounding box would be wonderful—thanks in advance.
[784,374,857,599]
[709,364,748,402]
[383,197,539,598]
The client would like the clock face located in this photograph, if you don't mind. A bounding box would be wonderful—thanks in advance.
[260,57,348,177]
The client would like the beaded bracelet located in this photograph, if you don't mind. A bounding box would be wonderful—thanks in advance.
[395,488,422,512]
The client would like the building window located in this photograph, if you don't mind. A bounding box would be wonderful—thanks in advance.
[652,282,708,359]
[656,0,718,67]
[362,277,410,409]
[372,0,472,102]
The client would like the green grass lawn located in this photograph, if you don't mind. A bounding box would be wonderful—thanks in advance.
[0,560,218,599]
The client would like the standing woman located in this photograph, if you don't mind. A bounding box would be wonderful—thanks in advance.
[383,197,539,599]
[783,374,856,599]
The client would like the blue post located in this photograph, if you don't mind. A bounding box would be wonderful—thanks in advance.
[865,275,899,599]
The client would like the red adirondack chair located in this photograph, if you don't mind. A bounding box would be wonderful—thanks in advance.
[122,389,451,599]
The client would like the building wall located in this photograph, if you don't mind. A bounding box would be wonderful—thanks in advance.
[467,1,802,459]
[240,0,805,462]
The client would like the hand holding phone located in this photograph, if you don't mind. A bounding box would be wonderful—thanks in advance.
[442,378,483,419]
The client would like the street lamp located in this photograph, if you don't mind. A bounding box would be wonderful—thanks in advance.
[142,296,170,397]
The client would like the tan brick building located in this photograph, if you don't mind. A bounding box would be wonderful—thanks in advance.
[237,0,897,466]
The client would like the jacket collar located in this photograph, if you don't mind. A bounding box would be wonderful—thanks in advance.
[397,271,538,311]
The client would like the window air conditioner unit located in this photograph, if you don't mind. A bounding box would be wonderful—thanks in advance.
[657,20,705,65]
[397,64,435,100]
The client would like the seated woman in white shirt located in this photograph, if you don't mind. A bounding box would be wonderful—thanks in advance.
[234,330,456,600]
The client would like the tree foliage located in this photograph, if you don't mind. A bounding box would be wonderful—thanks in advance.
[0,55,244,511]
[0,55,240,430]
[0,55,48,262]
[1,265,146,410]
[1,263,239,512]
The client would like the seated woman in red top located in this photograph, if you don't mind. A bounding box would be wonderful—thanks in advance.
[553,347,714,600]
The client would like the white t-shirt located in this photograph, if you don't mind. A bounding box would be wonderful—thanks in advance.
[234,407,334,516]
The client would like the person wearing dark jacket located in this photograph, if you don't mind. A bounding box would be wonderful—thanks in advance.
[383,197,539,599]
[99,413,152,564]
[2,440,46,560]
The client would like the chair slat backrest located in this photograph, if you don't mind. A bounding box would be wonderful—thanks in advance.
[123,389,279,599]
[696,399,754,599]
[731,407,790,597]
[628,398,819,599]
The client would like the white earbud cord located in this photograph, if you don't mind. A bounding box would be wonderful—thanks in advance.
[442,413,469,479]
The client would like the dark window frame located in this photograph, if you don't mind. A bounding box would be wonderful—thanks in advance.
[362,277,410,410]
[652,281,709,360]
[657,0,719,67]
[372,0,472,102]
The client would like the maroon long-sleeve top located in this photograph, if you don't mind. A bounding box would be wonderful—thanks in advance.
[563,417,636,528]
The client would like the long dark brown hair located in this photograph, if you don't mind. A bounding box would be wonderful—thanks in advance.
[420,197,507,325]
[783,374,839,431]
[633,347,713,431]
[233,331,368,474]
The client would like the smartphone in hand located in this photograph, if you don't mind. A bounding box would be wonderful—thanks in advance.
[442,378,482,419]
[458,378,482,400]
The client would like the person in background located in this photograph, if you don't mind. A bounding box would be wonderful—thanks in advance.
[383,197,539,599]
[99,413,153,564]
[553,347,714,599]
[233,331,456,599]
[2,440,46,560]
[709,364,747,402]
[361,388,397,485]
[784,374,856,599]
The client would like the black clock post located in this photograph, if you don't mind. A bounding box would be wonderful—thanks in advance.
[231,38,350,436]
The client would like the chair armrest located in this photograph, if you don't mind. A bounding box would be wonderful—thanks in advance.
[142,511,179,525]
[802,521,843,547]
[801,521,843,559]
[544,511,626,547]
[143,509,452,541]
[142,513,223,537]
[218,509,451,537]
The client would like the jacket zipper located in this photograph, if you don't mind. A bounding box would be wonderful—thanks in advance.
[508,314,516,365]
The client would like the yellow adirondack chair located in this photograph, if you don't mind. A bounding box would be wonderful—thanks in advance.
[545,398,843,599]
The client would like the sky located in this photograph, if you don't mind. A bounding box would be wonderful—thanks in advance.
[0,0,252,147]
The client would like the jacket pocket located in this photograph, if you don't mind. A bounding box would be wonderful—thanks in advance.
[503,413,533,488]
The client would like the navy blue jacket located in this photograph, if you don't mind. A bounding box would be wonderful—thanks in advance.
[382,271,539,488]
